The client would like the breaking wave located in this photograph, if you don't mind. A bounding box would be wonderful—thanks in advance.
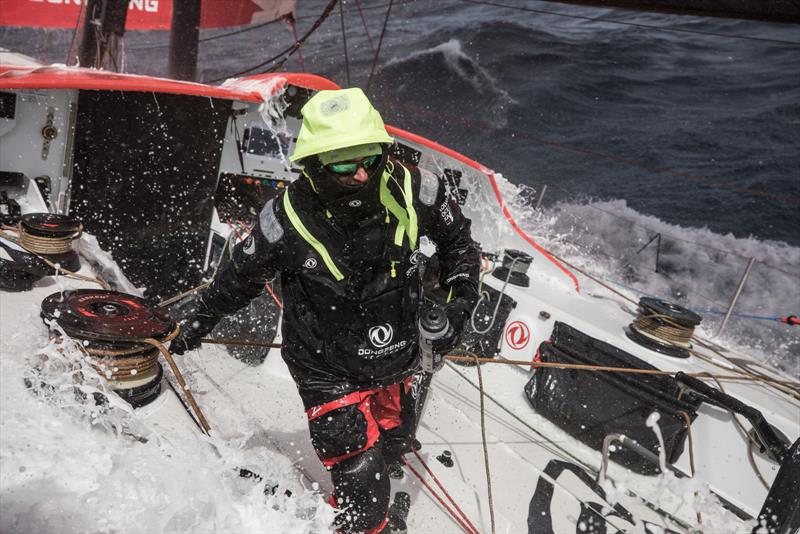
[500,178,800,377]
[379,38,516,128]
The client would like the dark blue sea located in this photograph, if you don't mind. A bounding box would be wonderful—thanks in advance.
[2,0,799,371]
[4,0,798,243]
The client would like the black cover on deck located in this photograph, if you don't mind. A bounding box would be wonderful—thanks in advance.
[70,90,231,299]
[525,322,702,475]
[754,437,800,534]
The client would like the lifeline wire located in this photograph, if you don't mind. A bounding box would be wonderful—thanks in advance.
[528,179,799,278]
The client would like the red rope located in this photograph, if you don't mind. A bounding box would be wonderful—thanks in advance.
[226,219,246,242]
[402,458,478,534]
[265,281,283,310]
[411,450,481,534]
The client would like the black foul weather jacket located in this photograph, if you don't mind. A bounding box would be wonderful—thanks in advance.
[199,158,480,408]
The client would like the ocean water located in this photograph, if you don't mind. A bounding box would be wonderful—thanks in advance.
[1,0,798,369]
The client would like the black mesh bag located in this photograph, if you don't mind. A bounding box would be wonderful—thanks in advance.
[524,322,702,475]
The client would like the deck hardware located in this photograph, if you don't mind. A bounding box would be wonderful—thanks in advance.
[716,257,756,338]
[491,249,533,287]
[636,233,662,273]
[534,184,548,210]
[40,289,176,409]
[539,311,551,320]
[40,107,57,160]
[436,450,455,467]
[627,297,701,358]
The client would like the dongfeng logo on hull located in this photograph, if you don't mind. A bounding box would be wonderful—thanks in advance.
[505,320,531,350]
[368,324,393,348]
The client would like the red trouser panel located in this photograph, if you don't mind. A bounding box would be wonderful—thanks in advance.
[306,378,411,468]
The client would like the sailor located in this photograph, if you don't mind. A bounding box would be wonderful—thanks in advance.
[171,88,480,534]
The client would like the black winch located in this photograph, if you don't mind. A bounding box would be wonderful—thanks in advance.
[0,212,82,291]
[40,289,177,407]
[491,249,533,287]
[626,297,702,359]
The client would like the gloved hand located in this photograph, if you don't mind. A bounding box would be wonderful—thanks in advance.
[169,298,221,355]
[431,283,478,357]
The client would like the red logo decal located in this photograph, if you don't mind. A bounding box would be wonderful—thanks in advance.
[505,321,530,350]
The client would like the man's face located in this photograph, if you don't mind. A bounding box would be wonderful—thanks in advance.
[325,155,380,187]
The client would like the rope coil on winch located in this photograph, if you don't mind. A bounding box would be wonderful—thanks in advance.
[78,324,179,381]
[632,312,695,348]
[17,213,83,254]
[19,223,82,255]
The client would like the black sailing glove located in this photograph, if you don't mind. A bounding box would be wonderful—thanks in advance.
[431,282,478,358]
[169,296,222,355]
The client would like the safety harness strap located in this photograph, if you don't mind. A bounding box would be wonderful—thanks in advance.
[282,190,345,281]
[285,162,417,282]
[379,162,418,250]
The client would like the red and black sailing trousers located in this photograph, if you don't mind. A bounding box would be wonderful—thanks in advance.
[306,376,416,534]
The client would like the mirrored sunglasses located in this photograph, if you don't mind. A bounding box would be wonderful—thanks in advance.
[326,154,380,175]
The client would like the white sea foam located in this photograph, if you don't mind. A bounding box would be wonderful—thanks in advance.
[0,249,334,534]
[494,176,800,376]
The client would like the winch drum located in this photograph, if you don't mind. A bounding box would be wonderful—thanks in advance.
[40,289,176,408]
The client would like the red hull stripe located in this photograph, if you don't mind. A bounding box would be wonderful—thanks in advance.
[0,68,338,103]
[385,124,580,293]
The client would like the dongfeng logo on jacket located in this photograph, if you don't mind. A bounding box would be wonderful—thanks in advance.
[359,324,408,358]
[368,324,393,348]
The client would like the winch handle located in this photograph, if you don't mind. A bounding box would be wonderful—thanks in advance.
[675,372,789,463]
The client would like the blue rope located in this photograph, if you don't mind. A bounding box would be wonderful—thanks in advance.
[606,280,783,323]
[688,309,782,322]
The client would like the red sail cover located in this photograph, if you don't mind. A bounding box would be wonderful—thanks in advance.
[0,0,296,30]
